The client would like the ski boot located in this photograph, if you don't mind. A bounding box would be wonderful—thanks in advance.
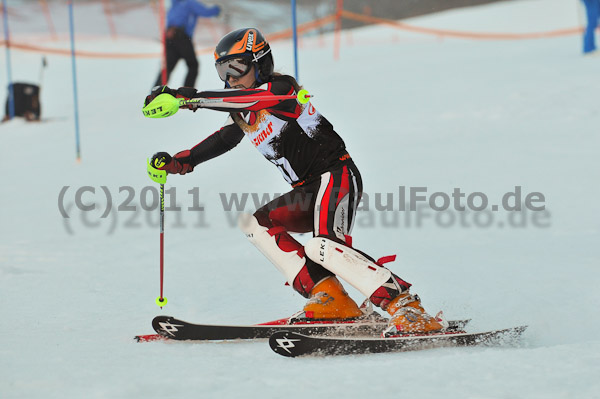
[382,292,443,337]
[289,276,363,322]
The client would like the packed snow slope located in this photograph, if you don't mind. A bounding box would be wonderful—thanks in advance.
[1,0,599,398]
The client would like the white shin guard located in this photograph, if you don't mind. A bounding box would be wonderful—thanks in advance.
[304,236,392,299]
[238,213,304,286]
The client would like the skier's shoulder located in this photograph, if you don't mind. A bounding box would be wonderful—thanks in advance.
[181,0,217,17]
[265,73,301,95]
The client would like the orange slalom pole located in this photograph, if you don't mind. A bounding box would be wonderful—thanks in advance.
[102,0,117,39]
[38,0,57,40]
[333,0,343,60]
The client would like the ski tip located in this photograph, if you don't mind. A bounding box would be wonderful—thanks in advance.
[478,325,528,347]
[269,331,307,358]
[510,325,529,336]
[498,325,528,335]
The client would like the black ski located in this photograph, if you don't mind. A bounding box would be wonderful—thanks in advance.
[149,315,471,341]
[269,326,527,357]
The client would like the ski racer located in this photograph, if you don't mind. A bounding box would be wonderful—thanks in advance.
[145,28,443,336]
[153,0,221,88]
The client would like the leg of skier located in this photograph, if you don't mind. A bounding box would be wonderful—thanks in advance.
[154,29,182,88]
[175,31,199,87]
[304,162,443,335]
[304,236,443,335]
[582,0,599,54]
[240,161,442,333]
[239,165,363,321]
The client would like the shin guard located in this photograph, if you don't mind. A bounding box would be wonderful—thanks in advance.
[239,213,305,286]
[304,236,410,309]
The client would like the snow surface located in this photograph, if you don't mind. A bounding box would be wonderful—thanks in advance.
[1,0,599,398]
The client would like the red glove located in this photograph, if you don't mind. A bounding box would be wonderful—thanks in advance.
[151,151,194,175]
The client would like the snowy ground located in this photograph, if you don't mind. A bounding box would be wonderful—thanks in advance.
[1,0,599,398]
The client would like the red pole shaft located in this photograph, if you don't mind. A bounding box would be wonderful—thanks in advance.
[333,0,344,60]
[39,0,57,40]
[160,231,164,299]
[102,0,117,39]
[159,183,165,301]
[182,94,312,106]
[218,94,312,103]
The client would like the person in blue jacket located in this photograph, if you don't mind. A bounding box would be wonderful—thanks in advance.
[582,0,600,54]
[155,0,220,87]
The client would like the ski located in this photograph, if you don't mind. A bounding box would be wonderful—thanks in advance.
[269,325,527,357]
[136,315,471,341]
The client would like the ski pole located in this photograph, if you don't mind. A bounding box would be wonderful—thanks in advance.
[142,89,312,119]
[184,90,311,105]
[3,0,15,120]
[147,158,168,308]
[38,56,47,87]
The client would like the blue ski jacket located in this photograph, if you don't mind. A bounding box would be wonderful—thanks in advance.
[167,0,220,38]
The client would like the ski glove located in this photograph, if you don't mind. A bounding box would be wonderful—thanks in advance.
[151,151,194,175]
[145,85,177,106]
[145,85,198,109]
[175,87,199,111]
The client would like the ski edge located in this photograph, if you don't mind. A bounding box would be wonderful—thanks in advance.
[269,325,528,357]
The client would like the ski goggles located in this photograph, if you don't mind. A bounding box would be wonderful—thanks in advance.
[215,57,253,82]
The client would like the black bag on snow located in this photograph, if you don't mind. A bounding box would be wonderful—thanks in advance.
[4,83,41,121]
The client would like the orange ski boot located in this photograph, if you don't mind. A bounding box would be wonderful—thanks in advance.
[293,276,363,321]
[382,292,443,337]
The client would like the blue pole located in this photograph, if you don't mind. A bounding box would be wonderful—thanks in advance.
[68,1,81,161]
[291,0,299,81]
[2,0,14,119]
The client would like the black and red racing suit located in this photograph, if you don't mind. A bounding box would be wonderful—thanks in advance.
[169,75,409,303]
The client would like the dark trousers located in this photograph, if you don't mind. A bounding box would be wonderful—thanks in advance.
[154,27,199,88]
[253,162,363,297]
[583,0,600,53]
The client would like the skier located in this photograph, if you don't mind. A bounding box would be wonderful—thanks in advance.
[154,0,221,88]
[581,0,600,54]
[145,28,443,336]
